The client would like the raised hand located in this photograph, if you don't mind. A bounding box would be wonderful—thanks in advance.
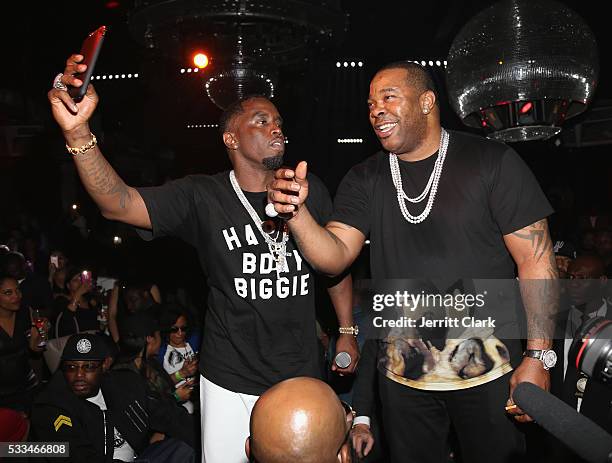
[48,54,98,134]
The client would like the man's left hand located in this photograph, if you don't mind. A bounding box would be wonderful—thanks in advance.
[507,357,550,423]
[332,334,360,374]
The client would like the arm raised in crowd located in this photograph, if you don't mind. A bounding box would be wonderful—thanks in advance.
[268,162,365,276]
[48,54,151,229]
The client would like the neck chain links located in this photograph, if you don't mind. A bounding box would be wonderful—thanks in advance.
[389,128,450,224]
[229,170,289,277]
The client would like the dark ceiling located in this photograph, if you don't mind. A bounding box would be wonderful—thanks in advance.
[0,0,610,212]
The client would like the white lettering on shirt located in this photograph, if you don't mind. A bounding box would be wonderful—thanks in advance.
[223,227,241,251]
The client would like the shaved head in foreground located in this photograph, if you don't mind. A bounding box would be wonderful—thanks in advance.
[247,377,352,463]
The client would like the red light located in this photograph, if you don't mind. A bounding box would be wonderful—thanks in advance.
[105,0,120,8]
[193,53,209,69]
[519,102,533,114]
[481,119,488,127]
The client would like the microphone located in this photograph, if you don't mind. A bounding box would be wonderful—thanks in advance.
[513,382,612,463]
[334,351,352,369]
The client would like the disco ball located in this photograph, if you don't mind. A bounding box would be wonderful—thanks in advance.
[446,0,598,142]
[205,65,276,110]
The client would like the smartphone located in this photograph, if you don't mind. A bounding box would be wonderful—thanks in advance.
[81,270,92,284]
[69,26,107,102]
[50,255,59,267]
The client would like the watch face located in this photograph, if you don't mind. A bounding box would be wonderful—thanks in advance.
[542,350,557,368]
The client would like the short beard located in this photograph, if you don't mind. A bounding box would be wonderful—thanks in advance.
[262,155,284,170]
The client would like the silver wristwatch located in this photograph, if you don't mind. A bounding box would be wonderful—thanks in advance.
[523,349,557,370]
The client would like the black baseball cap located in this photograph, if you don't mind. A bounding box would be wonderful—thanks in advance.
[553,240,577,259]
[61,333,109,361]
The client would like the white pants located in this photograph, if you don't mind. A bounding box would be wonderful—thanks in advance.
[200,375,259,463]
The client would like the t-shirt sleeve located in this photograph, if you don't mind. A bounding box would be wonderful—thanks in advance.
[489,148,554,235]
[305,173,333,226]
[135,177,205,246]
[329,163,372,236]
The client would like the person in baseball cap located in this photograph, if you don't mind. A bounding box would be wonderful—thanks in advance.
[60,333,109,398]
[553,240,577,279]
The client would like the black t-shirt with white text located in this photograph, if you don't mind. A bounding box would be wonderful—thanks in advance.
[136,172,332,395]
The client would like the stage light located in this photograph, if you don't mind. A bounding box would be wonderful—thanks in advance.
[113,236,122,245]
[71,204,78,210]
[193,53,209,69]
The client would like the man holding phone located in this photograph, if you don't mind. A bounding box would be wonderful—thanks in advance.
[48,52,357,463]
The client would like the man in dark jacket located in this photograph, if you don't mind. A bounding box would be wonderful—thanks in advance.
[31,333,194,462]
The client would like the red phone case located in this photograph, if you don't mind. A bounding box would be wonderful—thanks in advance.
[69,26,106,101]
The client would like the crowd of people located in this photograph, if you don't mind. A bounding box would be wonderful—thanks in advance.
[0,55,611,463]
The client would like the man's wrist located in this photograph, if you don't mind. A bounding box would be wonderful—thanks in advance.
[63,125,92,145]
[339,325,359,337]
[523,349,557,370]
[353,416,371,428]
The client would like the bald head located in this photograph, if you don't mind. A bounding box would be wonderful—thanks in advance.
[249,377,349,463]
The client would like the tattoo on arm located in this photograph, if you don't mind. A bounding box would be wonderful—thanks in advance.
[511,219,558,278]
[77,149,133,209]
[325,229,344,247]
[511,219,552,262]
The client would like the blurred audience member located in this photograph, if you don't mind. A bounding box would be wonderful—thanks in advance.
[0,275,42,414]
[0,251,53,317]
[159,305,199,414]
[108,281,162,342]
[114,312,196,446]
[553,240,577,279]
[247,377,353,463]
[48,250,69,298]
[53,267,99,338]
[594,228,612,277]
[577,203,611,234]
[578,229,597,255]
[558,255,611,432]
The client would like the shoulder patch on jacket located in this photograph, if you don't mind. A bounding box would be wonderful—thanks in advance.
[54,415,72,431]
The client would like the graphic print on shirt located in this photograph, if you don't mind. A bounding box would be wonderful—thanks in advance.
[113,428,126,449]
[221,222,310,300]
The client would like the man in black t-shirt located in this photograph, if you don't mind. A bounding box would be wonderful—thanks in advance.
[48,56,357,463]
[269,62,558,463]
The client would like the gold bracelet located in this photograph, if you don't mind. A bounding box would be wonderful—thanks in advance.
[66,133,97,156]
[339,325,359,336]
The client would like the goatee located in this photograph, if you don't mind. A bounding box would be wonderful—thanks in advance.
[262,155,284,170]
